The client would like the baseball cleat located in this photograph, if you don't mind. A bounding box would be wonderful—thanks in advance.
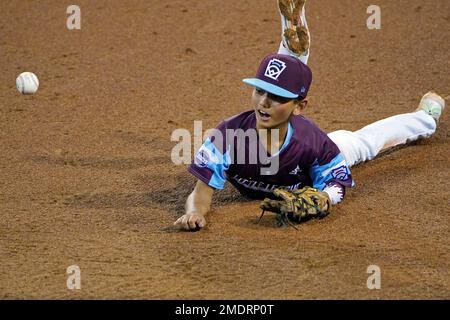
[416,91,446,123]
[278,0,310,56]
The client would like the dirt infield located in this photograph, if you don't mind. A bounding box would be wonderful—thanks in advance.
[0,0,449,299]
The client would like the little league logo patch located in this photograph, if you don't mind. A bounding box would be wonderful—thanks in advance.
[331,165,350,181]
[194,149,210,168]
[194,145,219,168]
[264,59,287,80]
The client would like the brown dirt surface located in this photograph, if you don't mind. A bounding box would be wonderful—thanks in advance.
[0,0,449,299]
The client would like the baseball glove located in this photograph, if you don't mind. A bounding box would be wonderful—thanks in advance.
[259,187,332,229]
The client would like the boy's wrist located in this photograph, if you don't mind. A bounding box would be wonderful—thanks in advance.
[186,210,205,216]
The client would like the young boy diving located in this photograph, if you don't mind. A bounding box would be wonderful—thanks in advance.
[174,0,446,231]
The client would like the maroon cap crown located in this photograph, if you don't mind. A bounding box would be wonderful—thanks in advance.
[243,53,312,99]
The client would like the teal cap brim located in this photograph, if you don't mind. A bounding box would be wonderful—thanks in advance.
[242,78,299,99]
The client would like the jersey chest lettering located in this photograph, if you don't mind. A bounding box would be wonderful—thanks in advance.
[230,174,303,192]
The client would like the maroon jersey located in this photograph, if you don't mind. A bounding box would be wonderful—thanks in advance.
[189,110,354,200]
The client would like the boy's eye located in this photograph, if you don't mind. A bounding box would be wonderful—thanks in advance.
[268,93,291,104]
[255,88,292,104]
[255,88,266,95]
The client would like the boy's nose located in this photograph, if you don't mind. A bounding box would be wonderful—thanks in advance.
[260,93,272,108]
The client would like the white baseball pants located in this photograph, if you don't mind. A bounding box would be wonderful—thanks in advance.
[328,111,437,167]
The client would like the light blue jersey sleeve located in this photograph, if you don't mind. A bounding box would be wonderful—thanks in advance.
[189,137,231,190]
[309,153,354,191]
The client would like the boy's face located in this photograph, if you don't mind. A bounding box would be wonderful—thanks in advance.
[252,88,307,129]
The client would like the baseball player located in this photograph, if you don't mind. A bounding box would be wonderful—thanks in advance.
[174,0,446,230]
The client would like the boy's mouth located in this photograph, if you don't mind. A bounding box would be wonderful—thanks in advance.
[257,109,271,120]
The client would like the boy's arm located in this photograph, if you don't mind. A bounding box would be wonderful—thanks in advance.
[174,179,214,231]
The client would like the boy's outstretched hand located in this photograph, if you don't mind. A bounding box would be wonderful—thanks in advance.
[174,180,214,231]
[174,212,206,231]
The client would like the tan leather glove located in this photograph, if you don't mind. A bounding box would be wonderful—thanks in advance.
[259,186,332,228]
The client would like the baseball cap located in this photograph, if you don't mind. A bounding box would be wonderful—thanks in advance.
[242,53,312,99]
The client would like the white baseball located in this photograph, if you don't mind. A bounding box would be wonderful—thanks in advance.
[16,72,39,94]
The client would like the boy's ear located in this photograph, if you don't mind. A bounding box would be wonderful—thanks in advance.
[292,99,308,116]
